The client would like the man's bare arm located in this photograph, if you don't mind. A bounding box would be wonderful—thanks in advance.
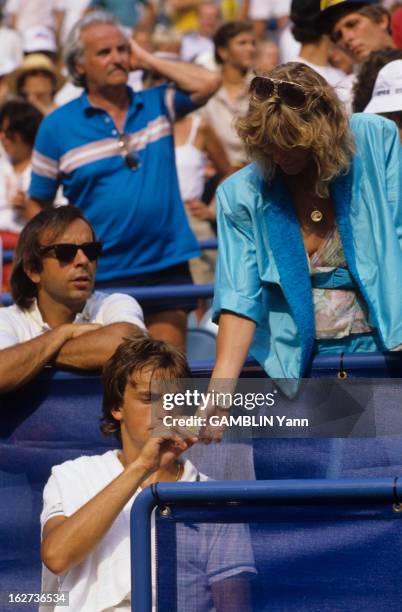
[25,197,53,221]
[54,322,140,370]
[212,575,253,612]
[0,323,99,394]
[130,40,222,105]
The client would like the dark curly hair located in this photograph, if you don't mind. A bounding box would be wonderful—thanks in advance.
[352,47,402,112]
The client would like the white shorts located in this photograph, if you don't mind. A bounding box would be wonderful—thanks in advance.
[249,0,291,20]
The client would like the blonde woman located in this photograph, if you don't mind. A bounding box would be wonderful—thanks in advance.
[202,62,402,440]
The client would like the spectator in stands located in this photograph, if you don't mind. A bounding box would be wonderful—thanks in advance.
[254,39,280,73]
[203,20,256,169]
[0,1,22,86]
[363,59,402,139]
[0,100,43,290]
[320,0,394,64]
[290,0,347,87]
[0,205,144,393]
[3,0,58,39]
[27,11,221,350]
[181,0,222,65]
[201,62,402,440]
[40,332,256,612]
[319,0,395,110]
[352,46,402,111]
[247,0,292,39]
[10,53,66,115]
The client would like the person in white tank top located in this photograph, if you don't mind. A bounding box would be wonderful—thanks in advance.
[174,111,231,286]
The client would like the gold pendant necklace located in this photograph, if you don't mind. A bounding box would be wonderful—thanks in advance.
[311,207,323,223]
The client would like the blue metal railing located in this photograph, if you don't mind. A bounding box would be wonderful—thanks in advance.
[130,477,401,612]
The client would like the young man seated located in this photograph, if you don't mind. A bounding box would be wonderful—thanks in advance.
[0,205,144,393]
[40,332,256,611]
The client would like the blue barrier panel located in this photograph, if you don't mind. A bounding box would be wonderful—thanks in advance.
[131,478,402,612]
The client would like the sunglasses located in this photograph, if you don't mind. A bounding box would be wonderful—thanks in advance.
[117,134,141,171]
[39,241,103,263]
[249,76,308,109]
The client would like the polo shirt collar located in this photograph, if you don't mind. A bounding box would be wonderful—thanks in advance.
[81,86,144,117]
[28,297,93,330]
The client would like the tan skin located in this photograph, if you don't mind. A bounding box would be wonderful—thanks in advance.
[331,12,394,63]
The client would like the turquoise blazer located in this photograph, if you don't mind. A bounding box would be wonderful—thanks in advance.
[212,114,402,380]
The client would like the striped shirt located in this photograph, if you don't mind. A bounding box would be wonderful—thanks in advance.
[29,85,200,281]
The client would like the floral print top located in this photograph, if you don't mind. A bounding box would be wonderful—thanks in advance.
[309,227,372,339]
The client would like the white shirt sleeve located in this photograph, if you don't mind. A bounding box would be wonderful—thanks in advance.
[0,310,20,349]
[93,292,145,328]
[40,473,66,535]
[205,523,257,584]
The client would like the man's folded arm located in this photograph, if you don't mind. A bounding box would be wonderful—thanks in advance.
[0,324,94,393]
[54,321,141,370]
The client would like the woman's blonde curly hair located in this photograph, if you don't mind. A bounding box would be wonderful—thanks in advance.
[236,62,355,197]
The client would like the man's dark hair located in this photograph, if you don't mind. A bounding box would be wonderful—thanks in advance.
[101,332,192,443]
[352,47,402,112]
[0,100,43,148]
[322,3,391,36]
[291,0,322,44]
[213,20,254,64]
[10,205,96,310]
[16,69,58,98]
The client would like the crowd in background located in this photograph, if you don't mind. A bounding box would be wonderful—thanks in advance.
[1,0,402,297]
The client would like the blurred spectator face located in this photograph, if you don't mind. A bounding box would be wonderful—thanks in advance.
[76,24,131,90]
[328,43,354,74]
[331,11,391,62]
[0,118,31,163]
[198,3,221,38]
[20,71,55,109]
[255,41,280,73]
[219,30,257,70]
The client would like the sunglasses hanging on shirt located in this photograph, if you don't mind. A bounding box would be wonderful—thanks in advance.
[117,134,141,171]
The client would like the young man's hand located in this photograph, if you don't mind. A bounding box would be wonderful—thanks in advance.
[136,432,198,475]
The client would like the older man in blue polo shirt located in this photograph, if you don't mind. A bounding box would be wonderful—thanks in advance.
[28,11,221,349]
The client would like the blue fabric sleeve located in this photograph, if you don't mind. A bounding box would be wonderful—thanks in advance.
[212,184,265,326]
[29,115,60,202]
[173,88,200,118]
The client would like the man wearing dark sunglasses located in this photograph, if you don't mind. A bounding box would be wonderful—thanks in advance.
[0,205,145,393]
[27,10,221,350]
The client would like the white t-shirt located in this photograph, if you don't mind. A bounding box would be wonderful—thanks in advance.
[41,452,256,612]
[249,0,291,20]
[293,56,346,89]
[4,0,57,33]
[0,291,145,349]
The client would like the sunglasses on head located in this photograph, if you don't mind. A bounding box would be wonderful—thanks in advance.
[249,76,308,109]
[117,134,141,171]
[39,241,103,263]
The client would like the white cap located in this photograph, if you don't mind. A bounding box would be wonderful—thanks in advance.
[23,26,57,54]
[364,60,402,114]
